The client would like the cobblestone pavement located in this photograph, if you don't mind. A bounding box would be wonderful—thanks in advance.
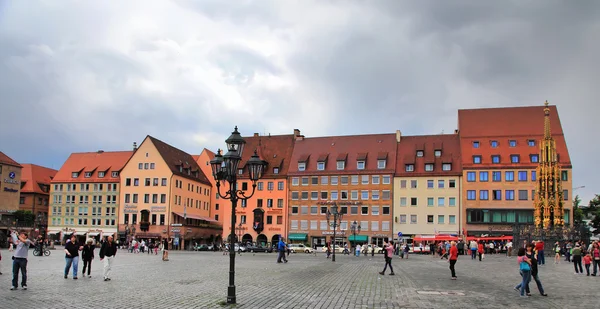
[0,249,596,308]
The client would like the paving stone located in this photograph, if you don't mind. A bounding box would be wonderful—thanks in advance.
[0,250,595,308]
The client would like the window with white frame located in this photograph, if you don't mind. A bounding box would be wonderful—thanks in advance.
[360,220,368,231]
[321,176,329,185]
[400,197,407,206]
[417,150,424,157]
[438,197,444,206]
[371,190,380,200]
[310,220,318,230]
[357,161,365,170]
[361,175,369,185]
[382,190,390,200]
[351,175,358,185]
[371,206,380,215]
[372,175,380,184]
[410,215,417,224]
[300,220,308,230]
[311,192,318,200]
[405,164,414,172]
[291,220,298,230]
[320,221,328,230]
[435,150,442,157]
[361,190,369,200]
[292,177,299,186]
[442,163,452,171]
[382,175,391,184]
[449,197,456,206]
[371,221,379,231]
[351,190,358,200]
[331,176,338,185]
[377,160,386,169]
[331,191,338,200]
[337,161,345,170]
[302,177,309,185]
[340,190,348,200]
[291,191,299,200]
[438,215,445,224]
[317,162,325,170]
[399,215,407,224]
[449,215,456,224]
[298,162,306,171]
[382,221,390,231]
[425,164,434,171]
[340,221,348,230]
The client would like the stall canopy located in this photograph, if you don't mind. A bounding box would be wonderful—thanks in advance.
[348,235,369,242]
[413,235,459,242]
[88,232,99,237]
[288,233,307,241]
[466,236,512,241]
[75,232,86,236]
[47,231,60,235]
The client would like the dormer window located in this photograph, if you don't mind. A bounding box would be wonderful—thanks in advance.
[442,163,451,171]
[84,172,92,178]
[473,141,480,148]
[434,150,441,157]
[492,155,500,164]
[510,155,520,163]
[405,164,414,172]
[111,171,119,177]
[298,162,306,171]
[336,161,345,170]
[509,140,517,147]
[425,164,434,172]
[238,168,244,175]
[357,161,365,170]
[528,140,536,147]
[473,156,482,164]
[98,172,105,178]
[377,160,386,169]
[416,150,424,157]
[491,141,498,148]
[317,162,325,171]
[72,172,79,178]
[179,166,183,172]
[273,167,279,174]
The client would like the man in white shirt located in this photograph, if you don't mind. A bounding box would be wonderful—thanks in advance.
[10,230,35,290]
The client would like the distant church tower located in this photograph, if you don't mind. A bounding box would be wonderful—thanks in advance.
[533,101,564,229]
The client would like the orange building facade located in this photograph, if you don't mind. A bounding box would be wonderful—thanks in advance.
[196,148,221,224]
[287,132,398,248]
[48,150,132,243]
[19,164,57,217]
[118,136,218,250]
[458,104,573,236]
[219,132,296,247]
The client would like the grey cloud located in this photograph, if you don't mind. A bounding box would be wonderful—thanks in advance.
[210,44,282,86]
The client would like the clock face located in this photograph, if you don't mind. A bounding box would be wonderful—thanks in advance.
[9,172,16,179]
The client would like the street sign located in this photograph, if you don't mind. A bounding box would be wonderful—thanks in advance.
[397,232,403,238]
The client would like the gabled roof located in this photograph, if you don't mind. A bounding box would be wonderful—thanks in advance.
[0,151,22,168]
[458,104,571,168]
[288,133,397,175]
[52,151,133,183]
[147,136,211,185]
[20,164,58,194]
[237,133,296,179]
[395,134,462,177]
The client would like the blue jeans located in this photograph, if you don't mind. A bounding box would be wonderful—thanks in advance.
[65,256,79,277]
[471,249,477,259]
[537,250,545,265]
[12,258,28,287]
[526,273,545,294]
[515,270,531,296]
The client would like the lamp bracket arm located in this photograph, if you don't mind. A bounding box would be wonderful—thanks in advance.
[215,183,232,200]
[236,183,257,200]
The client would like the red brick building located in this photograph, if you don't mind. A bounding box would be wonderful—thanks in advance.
[19,164,58,217]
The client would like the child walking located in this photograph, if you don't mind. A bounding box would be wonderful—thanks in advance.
[584,253,592,276]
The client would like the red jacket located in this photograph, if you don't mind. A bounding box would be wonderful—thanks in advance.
[477,244,484,253]
[449,246,458,260]
[535,241,544,251]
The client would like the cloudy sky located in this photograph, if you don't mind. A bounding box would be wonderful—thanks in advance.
[1,1,598,202]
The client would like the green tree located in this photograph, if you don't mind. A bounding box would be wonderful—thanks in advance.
[588,195,600,232]
[12,210,35,224]
[573,195,584,224]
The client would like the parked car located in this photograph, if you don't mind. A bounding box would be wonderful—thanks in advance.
[320,245,345,253]
[246,245,273,253]
[194,244,209,251]
[234,244,247,252]
[288,244,314,253]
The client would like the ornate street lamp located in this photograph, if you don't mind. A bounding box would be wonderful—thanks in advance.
[326,202,343,262]
[350,220,361,246]
[210,126,266,305]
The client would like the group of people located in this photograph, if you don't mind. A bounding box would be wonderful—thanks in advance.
[554,240,600,276]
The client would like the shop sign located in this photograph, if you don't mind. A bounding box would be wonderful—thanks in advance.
[268,209,283,214]
[4,172,19,185]
[3,187,18,193]
[123,205,138,213]
[317,201,362,205]
[171,228,181,233]
[322,231,346,236]
[372,234,390,237]
[268,227,282,231]
[151,206,166,212]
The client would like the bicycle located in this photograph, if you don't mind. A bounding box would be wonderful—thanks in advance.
[33,247,51,256]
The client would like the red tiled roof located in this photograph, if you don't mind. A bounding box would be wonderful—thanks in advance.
[458,105,564,137]
[458,105,571,168]
[288,133,397,175]
[147,136,212,186]
[52,151,133,183]
[0,151,22,168]
[395,134,462,177]
[236,134,296,179]
[20,164,58,194]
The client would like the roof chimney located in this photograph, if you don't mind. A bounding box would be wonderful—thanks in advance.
[293,129,304,141]
[133,142,137,150]
[254,133,259,137]
[454,129,459,134]
[395,130,402,143]
[293,129,300,136]
[97,150,104,153]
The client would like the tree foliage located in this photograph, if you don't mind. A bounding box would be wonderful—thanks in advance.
[573,195,584,224]
[588,195,600,232]
[12,210,35,223]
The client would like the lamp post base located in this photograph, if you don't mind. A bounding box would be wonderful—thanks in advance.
[227,286,236,304]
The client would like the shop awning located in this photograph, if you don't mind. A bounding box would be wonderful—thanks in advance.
[288,233,307,241]
[47,231,60,235]
[348,235,369,242]
[172,211,218,223]
[75,232,86,236]
[466,236,512,241]
[88,232,99,237]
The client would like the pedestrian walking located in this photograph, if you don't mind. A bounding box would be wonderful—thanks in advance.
[10,230,35,290]
[572,244,583,274]
[162,238,172,261]
[276,237,288,263]
[81,239,95,278]
[64,234,82,279]
[378,241,395,275]
[514,247,532,297]
[99,235,117,281]
[584,253,592,276]
[449,241,458,280]
[518,243,547,296]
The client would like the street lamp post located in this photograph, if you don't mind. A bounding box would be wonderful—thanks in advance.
[326,203,343,262]
[210,126,267,305]
[350,220,361,247]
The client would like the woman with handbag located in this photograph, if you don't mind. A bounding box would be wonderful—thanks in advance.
[514,247,532,297]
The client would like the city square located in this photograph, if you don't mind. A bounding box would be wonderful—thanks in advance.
[0,249,595,308]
